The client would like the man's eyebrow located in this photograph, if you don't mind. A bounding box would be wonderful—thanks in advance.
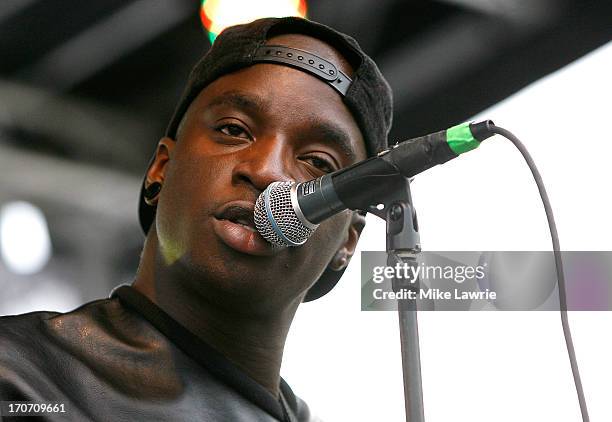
[306,121,358,162]
[206,91,268,113]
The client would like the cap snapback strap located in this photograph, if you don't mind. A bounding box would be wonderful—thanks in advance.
[253,45,352,96]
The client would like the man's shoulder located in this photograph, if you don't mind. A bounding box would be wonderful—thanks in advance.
[0,296,133,400]
[0,309,60,378]
[280,378,324,422]
[0,296,121,348]
[294,395,324,422]
[0,308,60,337]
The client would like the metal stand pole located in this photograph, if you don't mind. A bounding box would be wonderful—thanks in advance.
[362,172,424,421]
[377,177,424,422]
[398,298,424,422]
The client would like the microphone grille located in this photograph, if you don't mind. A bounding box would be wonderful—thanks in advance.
[254,181,315,247]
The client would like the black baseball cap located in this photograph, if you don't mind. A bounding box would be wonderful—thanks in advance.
[138,16,393,301]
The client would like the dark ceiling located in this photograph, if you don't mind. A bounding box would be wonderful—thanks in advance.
[1,0,610,174]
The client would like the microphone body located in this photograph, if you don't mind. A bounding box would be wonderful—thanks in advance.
[255,121,494,247]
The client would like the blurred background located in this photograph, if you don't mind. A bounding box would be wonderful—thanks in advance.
[0,0,611,421]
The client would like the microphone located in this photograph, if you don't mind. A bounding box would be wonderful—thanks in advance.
[254,120,495,247]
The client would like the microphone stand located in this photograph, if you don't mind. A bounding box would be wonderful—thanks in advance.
[368,175,424,422]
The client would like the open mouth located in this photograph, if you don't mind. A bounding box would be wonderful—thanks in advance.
[215,205,257,232]
[212,201,276,256]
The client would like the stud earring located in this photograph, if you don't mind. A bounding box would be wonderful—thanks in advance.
[143,182,162,202]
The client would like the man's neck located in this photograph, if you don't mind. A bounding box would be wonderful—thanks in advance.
[132,233,299,397]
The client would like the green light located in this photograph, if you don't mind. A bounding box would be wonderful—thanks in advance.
[200,0,308,45]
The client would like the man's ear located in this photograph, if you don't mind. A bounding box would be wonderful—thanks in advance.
[328,211,367,271]
[143,137,175,206]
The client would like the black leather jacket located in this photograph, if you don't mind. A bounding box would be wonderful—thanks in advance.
[0,285,317,421]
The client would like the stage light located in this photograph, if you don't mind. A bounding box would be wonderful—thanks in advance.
[200,0,307,44]
[0,201,52,275]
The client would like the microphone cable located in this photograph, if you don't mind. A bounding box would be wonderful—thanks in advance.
[489,124,590,422]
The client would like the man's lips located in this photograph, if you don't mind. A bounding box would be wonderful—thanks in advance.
[214,203,257,231]
[212,201,279,256]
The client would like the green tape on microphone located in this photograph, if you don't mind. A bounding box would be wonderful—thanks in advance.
[446,122,480,155]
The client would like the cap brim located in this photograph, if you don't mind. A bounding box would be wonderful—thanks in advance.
[302,266,345,302]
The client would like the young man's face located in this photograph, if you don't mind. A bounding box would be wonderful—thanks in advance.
[148,34,368,312]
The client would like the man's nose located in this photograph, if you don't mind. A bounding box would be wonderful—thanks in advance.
[231,137,293,193]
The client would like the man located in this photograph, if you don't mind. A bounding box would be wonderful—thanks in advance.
[0,16,392,421]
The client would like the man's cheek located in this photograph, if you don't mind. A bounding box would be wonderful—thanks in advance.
[175,157,230,199]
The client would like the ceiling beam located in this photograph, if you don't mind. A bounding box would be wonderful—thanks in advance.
[20,0,194,91]
[0,79,153,171]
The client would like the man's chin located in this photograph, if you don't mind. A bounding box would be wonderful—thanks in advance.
[195,270,303,314]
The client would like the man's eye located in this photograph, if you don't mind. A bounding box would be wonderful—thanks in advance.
[218,124,250,139]
[302,156,336,173]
